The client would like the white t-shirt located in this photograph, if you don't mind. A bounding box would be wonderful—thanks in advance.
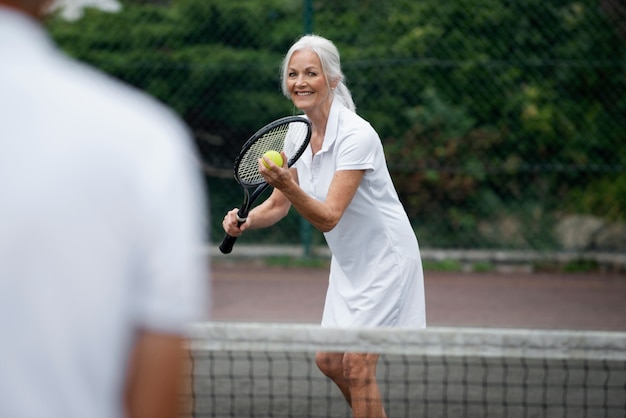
[0,9,209,418]
[294,100,426,328]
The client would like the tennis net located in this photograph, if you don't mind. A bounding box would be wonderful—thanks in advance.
[186,322,626,418]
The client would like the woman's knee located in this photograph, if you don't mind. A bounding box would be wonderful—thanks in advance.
[342,353,379,383]
[315,352,344,379]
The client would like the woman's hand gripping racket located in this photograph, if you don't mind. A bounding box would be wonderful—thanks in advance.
[219,116,311,254]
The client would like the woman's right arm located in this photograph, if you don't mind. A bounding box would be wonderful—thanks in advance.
[222,169,295,236]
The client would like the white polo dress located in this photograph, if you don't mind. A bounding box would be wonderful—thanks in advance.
[294,100,426,329]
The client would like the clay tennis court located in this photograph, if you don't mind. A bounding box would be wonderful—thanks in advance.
[192,259,626,417]
[209,261,626,332]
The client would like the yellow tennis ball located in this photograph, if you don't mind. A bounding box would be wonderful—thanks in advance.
[262,150,283,169]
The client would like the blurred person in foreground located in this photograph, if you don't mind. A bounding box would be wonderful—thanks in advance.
[0,1,209,417]
[223,34,426,418]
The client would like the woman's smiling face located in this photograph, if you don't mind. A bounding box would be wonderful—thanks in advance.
[286,49,333,113]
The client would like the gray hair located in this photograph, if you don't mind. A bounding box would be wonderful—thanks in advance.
[280,34,356,113]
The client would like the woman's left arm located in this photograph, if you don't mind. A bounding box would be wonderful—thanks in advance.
[262,163,364,233]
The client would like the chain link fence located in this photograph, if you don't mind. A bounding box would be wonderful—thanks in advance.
[47,0,626,257]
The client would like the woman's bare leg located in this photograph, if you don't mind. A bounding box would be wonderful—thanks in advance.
[343,352,386,418]
[315,352,351,404]
[316,351,387,418]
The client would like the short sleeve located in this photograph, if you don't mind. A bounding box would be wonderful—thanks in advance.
[335,123,380,172]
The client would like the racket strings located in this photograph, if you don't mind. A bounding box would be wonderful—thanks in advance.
[236,121,310,186]
[282,122,310,165]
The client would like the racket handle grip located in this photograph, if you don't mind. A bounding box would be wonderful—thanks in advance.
[219,217,246,254]
[219,234,238,254]
[220,212,247,254]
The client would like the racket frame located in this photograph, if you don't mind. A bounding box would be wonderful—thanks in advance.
[219,116,311,254]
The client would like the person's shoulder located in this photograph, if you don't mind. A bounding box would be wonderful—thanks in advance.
[335,104,372,130]
[57,54,186,138]
[50,56,194,173]
[336,104,378,143]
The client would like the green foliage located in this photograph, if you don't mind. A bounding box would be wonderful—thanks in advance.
[562,258,600,273]
[45,0,625,249]
[262,256,330,269]
[566,174,626,221]
[385,87,499,217]
[422,259,462,272]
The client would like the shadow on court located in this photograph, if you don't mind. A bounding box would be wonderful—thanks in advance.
[209,262,626,331]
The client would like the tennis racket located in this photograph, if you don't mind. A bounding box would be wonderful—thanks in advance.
[219,116,312,254]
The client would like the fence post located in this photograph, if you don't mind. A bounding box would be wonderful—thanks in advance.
[304,0,313,34]
[301,0,314,258]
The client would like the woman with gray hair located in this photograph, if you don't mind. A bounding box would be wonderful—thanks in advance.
[223,34,425,418]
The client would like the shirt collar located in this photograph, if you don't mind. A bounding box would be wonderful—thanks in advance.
[296,99,347,166]
[319,99,345,154]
